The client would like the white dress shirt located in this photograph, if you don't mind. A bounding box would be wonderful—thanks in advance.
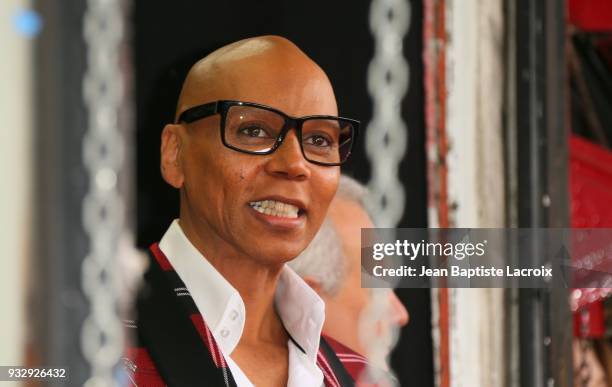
[159,220,325,387]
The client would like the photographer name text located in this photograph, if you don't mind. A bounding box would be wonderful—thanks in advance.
[372,265,553,279]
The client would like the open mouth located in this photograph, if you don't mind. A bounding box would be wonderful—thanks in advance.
[248,199,304,219]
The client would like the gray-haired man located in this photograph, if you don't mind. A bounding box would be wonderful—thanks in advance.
[289,176,409,362]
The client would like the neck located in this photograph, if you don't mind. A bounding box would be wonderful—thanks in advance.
[178,215,287,345]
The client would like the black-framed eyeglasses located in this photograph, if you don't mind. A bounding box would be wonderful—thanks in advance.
[176,100,359,166]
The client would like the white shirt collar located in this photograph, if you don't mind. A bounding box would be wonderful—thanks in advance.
[158,219,325,363]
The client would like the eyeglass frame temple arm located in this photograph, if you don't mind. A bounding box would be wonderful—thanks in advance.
[176,101,219,124]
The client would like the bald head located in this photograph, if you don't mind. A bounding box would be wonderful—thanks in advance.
[176,35,338,120]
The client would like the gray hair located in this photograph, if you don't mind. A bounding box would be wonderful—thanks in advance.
[288,175,368,295]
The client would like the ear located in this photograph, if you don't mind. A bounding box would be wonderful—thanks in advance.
[160,124,184,189]
[302,276,323,296]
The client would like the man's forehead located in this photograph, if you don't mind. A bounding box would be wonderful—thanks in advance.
[215,70,335,112]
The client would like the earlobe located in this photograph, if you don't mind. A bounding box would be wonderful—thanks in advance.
[160,124,184,189]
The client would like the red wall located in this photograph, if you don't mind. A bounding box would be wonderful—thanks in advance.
[570,135,612,228]
[568,0,612,31]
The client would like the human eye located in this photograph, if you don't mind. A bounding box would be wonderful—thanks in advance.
[237,123,273,138]
[304,134,333,148]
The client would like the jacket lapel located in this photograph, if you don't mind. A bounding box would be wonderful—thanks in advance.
[318,337,355,387]
[136,244,236,386]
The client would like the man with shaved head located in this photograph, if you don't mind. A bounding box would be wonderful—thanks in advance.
[126,36,359,386]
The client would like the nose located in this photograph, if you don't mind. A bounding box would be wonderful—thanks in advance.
[388,291,409,327]
[264,130,311,180]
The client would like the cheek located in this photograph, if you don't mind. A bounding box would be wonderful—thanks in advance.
[216,157,263,215]
[349,288,371,323]
[182,142,233,214]
[217,159,255,200]
[320,170,340,201]
[342,286,370,317]
[352,294,371,324]
[311,170,339,216]
[183,139,213,181]
[354,288,370,312]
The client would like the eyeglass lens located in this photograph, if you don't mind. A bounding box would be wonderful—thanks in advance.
[224,105,354,164]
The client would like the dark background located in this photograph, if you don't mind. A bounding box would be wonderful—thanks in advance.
[132,1,431,385]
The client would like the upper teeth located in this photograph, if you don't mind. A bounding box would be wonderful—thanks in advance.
[249,200,300,219]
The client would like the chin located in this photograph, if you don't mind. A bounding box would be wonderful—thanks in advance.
[251,243,306,266]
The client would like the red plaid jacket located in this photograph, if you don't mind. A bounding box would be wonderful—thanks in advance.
[123,243,360,386]
[322,336,368,382]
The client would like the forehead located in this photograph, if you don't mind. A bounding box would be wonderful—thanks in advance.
[201,61,338,118]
